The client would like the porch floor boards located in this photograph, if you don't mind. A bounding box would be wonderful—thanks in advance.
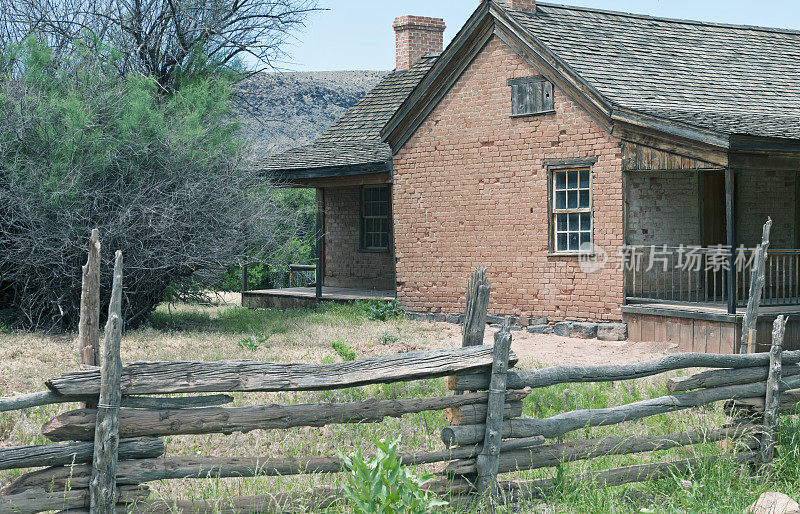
[241,286,395,309]
[622,302,800,353]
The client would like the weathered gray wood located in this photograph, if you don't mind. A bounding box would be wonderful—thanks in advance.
[476,317,512,496]
[78,229,101,369]
[446,350,800,392]
[0,437,163,472]
[500,451,760,500]
[6,440,519,494]
[43,390,530,441]
[667,364,800,392]
[0,391,234,413]
[0,485,147,514]
[446,426,755,475]
[47,345,517,396]
[724,389,800,414]
[762,315,787,465]
[442,373,800,446]
[90,250,123,513]
[740,218,772,354]
[462,267,490,347]
[445,400,523,425]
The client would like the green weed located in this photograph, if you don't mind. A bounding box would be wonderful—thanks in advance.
[332,340,357,361]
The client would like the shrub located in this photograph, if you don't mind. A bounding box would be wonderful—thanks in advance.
[363,300,404,322]
[340,436,447,513]
[0,38,299,330]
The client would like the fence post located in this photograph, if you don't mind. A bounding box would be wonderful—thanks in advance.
[78,229,101,369]
[740,218,772,354]
[90,250,123,513]
[463,267,490,347]
[476,316,512,497]
[761,314,786,467]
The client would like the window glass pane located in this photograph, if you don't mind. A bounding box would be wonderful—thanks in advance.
[567,170,578,189]
[556,191,566,209]
[556,172,566,190]
[568,233,579,251]
[579,190,590,208]
[568,190,578,209]
[557,233,567,252]
[580,212,591,230]
[557,214,567,231]
[569,212,579,231]
[580,232,590,246]
[580,169,590,188]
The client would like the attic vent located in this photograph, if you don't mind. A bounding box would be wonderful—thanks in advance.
[508,76,554,116]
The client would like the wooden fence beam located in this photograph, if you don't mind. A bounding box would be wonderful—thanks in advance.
[446,425,756,475]
[446,350,800,392]
[740,218,772,354]
[442,373,800,446]
[0,437,163,473]
[43,390,530,441]
[476,317,512,496]
[0,391,234,413]
[90,250,123,513]
[445,401,523,426]
[46,345,517,396]
[462,267,490,347]
[761,315,787,466]
[0,485,147,514]
[667,364,800,392]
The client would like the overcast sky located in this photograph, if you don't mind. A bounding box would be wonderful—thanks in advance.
[276,0,800,72]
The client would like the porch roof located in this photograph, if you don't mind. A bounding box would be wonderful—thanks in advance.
[510,2,800,141]
[257,55,438,178]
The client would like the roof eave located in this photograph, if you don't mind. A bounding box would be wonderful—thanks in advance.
[260,161,391,180]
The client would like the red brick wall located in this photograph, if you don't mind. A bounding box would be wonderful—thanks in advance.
[391,36,624,321]
[322,186,395,290]
[393,16,445,71]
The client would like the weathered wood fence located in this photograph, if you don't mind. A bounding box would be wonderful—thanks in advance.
[0,242,797,512]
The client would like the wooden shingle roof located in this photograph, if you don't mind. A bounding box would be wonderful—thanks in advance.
[510,2,800,140]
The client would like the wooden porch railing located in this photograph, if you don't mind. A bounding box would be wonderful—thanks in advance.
[289,263,317,288]
[623,246,800,308]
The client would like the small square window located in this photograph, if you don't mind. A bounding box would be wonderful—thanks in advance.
[508,76,554,116]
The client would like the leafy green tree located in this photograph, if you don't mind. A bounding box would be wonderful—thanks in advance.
[0,37,300,329]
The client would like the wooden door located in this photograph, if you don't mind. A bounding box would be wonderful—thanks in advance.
[702,172,726,246]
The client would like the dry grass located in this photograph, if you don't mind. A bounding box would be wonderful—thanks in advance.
[1,298,799,512]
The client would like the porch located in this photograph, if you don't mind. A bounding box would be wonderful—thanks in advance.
[242,286,395,309]
[622,143,800,350]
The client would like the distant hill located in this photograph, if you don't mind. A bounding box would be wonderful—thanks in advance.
[234,70,388,155]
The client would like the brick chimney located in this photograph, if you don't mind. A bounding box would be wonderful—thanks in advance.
[507,0,536,12]
[393,16,445,71]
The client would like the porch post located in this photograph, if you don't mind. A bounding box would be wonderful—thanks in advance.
[315,188,323,300]
[725,167,737,314]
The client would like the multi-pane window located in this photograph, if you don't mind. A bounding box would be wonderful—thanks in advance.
[552,168,592,253]
[361,186,390,251]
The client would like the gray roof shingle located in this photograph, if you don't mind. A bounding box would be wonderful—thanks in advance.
[510,2,800,140]
[260,55,437,175]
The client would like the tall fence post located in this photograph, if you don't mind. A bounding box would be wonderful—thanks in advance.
[90,250,123,513]
[78,229,101,368]
[476,316,512,497]
[761,314,786,467]
[740,218,772,354]
[463,267,490,347]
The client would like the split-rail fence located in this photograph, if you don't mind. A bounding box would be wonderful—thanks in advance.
[0,240,796,512]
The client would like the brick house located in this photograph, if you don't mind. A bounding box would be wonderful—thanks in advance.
[255,0,800,352]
